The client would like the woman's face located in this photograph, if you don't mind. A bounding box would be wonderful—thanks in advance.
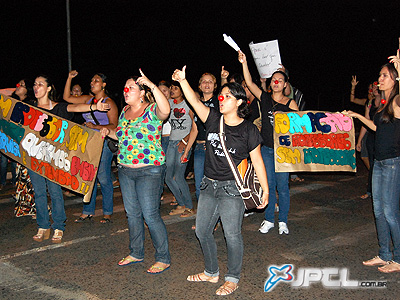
[15,80,27,98]
[158,85,171,99]
[199,75,216,94]
[270,73,287,92]
[170,85,182,99]
[378,66,395,92]
[219,86,240,115]
[123,79,143,104]
[90,75,105,94]
[33,77,50,99]
[72,84,82,96]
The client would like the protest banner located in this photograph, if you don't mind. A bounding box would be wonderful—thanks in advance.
[273,111,356,173]
[0,93,103,202]
[249,39,281,78]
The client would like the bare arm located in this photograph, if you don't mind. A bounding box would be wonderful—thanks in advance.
[63,70,91,104]
[180,111,198,163]
[172,66,210,123]
[137,69,170,121]
[66,101,110,113]
[342,110,376,131]
[238,51,262,100]
[249,145,269,209]
[85,98,118,131]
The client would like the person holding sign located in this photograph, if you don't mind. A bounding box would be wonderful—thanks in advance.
[171,66,268,296]
[64,71,118,224]
[239,50,298,235]
[100,70,171,274]
[344,59,400,273]
[30,75,110,243]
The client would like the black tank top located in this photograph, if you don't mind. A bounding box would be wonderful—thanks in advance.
[374,110,400,161]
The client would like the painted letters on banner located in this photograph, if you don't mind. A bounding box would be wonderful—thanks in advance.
[0,94,103,202]
[273,111,356,173]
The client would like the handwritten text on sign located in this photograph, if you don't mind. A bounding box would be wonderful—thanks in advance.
[273,111,356,172]
[0,94,103,202]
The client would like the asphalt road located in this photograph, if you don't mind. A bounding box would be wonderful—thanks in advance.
[1,159,399,300]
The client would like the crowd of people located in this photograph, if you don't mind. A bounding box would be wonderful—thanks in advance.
[1,47,400,295]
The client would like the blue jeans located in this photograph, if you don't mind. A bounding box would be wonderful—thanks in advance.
[83,142,114,215]
[194,143,206,200]
[1,153,16,185]
[195,177,245,284]
[28,170,66,231]
[159,136,170,197]
[118,164,170,264]
[165,140,193,209]
[261,146,290,223]
[372,156,400,263]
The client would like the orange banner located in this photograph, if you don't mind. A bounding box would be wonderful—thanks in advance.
[0,93,103,202]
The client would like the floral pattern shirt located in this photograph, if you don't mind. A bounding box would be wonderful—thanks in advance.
[116,103,165,166]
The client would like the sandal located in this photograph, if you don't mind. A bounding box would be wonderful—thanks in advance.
[215,281,238,296]
[74,214,93,223]
[360,193,370,199]
[187,272,219,283]
[170,200,178,206]
[52,229,63,244]
[100,216,111,224]
[118,256,143,266]
[378,261,400,273]
[362,256,388,266]
[146,262,170,274]
[291,177,304,182]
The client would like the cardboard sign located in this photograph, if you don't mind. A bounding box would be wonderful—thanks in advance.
[273,111,356,173]
[0,94,103,202]
[249,40,282,78]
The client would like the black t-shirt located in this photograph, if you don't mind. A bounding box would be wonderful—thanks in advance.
[194,95,219,141]
[203,108,263,181]
[246,98,261,123]
[373,110,400,161]
[260,90,294,148]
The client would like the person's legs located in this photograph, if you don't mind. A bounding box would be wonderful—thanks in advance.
[165,141,185,206]
[276,171,290,224]
[98,143,114,216]
[46,179,66,231]
[28,170,51,229]
[174,148,193,209]
[217,180,245,284]
[195,177,220,277]
[261,146,277,223]
[0,153,7,186]
[194,143,206,200]
[372,160,392,262]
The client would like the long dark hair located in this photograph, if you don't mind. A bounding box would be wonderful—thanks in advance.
[220,82,249,118]
[379,63,399,123]
[35,74,58,101]
[11,78,34,102]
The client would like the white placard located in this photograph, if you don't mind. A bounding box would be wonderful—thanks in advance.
[223,33,240,52]
[249,40,281,78]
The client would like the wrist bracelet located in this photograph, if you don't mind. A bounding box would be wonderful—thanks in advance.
[90,103,93,111]
[181,139,187,145]
[151,85,156,92]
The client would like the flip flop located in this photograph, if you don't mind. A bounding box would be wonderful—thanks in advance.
[118,257,143,266]
[146,264,170,274]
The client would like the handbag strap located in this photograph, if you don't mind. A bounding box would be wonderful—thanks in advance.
[218,116,247,191]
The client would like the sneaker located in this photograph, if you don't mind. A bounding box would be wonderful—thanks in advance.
[259,220,274,233]
[169,205,186,216]
[244,212,254,217]
[278,222,289,235]
[180,208,196,218]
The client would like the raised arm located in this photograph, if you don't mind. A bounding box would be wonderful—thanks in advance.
[172,66,210,123]
[63,70,91,104]
[350,75,367,106]
[137,69,170,121]
[238,51,262,100]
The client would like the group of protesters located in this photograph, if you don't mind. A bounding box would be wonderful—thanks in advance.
[1,46,400,295]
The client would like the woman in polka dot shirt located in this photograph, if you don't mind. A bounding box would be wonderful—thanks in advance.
[101,69,171,274]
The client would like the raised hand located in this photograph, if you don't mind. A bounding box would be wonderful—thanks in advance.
[137,68,154,88]
[172,66,187,82]
[238,50,247,64]
[96,101,111,111]
[389,49,400,74]
[221,66,229,79]
[68,70,78,79]
[351,75,359,87]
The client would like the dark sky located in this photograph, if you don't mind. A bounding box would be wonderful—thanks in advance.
[1,0,400,112]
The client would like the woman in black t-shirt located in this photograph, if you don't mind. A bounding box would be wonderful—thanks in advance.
[172,66,269,296]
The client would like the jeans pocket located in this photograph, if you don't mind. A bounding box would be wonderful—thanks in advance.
[199,178,208,190]
[223,184,241,197]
